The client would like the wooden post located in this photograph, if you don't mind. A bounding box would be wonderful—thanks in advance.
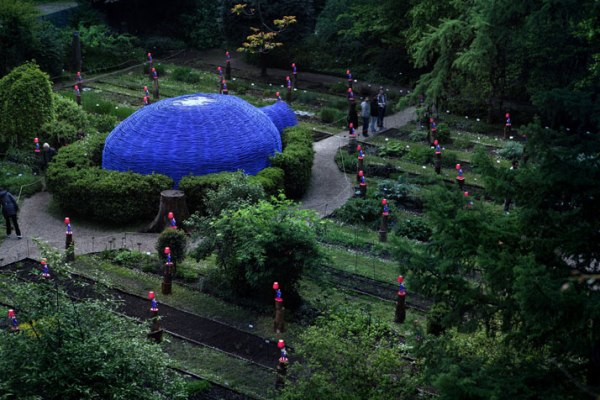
[64,217,74,262]
[504,113,511,139]
[147,292,163,343]
[273,282,285,333]
[434,154,442,175]
[153,78,159,100]
[359,178,367,198]
[146,190,189,233]
[71,31,82,72]
[348,124,357,155]
[395,276,406,323]
[379,199,389,242]
[357,145,364,182]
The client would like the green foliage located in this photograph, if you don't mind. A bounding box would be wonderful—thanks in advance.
[320,107,342,123]
[156,228,188,264]
[142,36,186,57]
[109,249,157,272]
[270,126,314,199]
[405,146,432,164]
[171,66,202,84]
[77,23,143,71]
[178,171,237,215]
[497,140,524,161]
[279,308,421,399]
[0,269,186,399]
[0,62,54,146]
[189,198,322,304]
[394,216,431,241]
[46,134,173,223]
[377,178,420,204]
[32,21,66,77]
[0,0,36,76]
[408,129,428,142]
[203,171,265,217]
[378,142,408,158]
[143,62,166,77]
[248,166,285,196]
[332,197,382,228]
[179,0,222,49]
[87,113,118,133]
[434,122,451,143]
[185,379,211,395]
[0,161,42,197]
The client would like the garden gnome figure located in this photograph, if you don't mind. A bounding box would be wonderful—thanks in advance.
[76,71,84,90]
[348,123,357,154]
[152,68,159,99]
[347,87,355,104]
[359,174,367,198]
[379,199,389,242]
[225,51,231,80]
[74,85,81,106]
[456,164,465,190]
[8,309,19,333]
[346,69,353,89]
[144,85,150,97]
[275,339,288,390]
[168,211,177,229]
[217,66,223,93]
[41,258,50,278]
[222,80,229,95]
[357,145,364,182]
[147,53,153,79]
[147,291,162,343]
[291,63,297,87]
[276,91,282,101]
[143,95,150,106]
[286,76,292,103]
[33,137,41,173]
[395,276,406,323]
[430,117,437,144]
[464,191,473,209]
[504,112,512,139]
[434,140,442,174]
[162,247,173,295]
[273,282,285,333]
[64,217,74,261]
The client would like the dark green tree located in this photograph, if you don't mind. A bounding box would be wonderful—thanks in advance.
[0,0,36,76]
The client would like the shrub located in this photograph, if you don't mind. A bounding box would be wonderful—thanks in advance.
[451,135,472,149]
[378,179,420,204]
[111,250,157,272]
[40,120,79,147]
[156,228,188,265]
[320,107,338,123]
[435,122,452,143]
[378,142,408,158]
[0,61,54,146]
[77,24,142,71]
[332,197,382,228]
[497,141,523,161]
[143,36,186,57]
[249,167,285,196]
[178,171,237,215]
[46,133,173,223]
[204,171,265,217]
[88,113,118,133]
[394,216,432,241]
[271,126,314,199]
[171,67,201,84]
[0,161,43,197]
[408,129,428,142]
[190,199,322,306]
[405,146,432,164]
[440,150,458,168]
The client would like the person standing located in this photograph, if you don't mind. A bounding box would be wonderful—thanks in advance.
[0,188,21,239]
[41,143,56,172]
[347,102,359,134]
[370,95,379,133]
[377,88,387,130]
[360,96,370,137]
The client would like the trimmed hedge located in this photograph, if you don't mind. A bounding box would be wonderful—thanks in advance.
[248,167,285,197]
[46,133,172,224]
[270,126,314,199]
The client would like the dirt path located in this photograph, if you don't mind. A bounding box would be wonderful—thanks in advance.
[300,106,416,217]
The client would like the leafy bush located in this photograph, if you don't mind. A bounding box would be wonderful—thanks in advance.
[497,141,524,161]
[77,24,142,71]
[408,129,428,142]
[320,107,340,123]
[394,216,432,241]
[178,171,237,215]
[440,150,459,168]
[171,67,201,84]
[178,0,222,49]
[0,61,54,146]
[111,249,157,272]
[190,198,322,306]
[434,122,452,143]
[378,142,408,158]
[249,167,285,196]
[378,179,420,204]
[271,126,314,199]
[185,380,211,395]
[332,197,382,228]
[451,135,472,149]
[0,161,42,197]
[405,146,432,164]
[88,113,118,133]
[46,134,173,223]
[203,171,265,217]
[156,228,188,264]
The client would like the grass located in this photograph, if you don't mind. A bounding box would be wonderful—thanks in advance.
[163,335,275,400]
[319,245,402,284]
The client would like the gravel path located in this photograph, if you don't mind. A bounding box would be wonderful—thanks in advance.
[300,106,416,216]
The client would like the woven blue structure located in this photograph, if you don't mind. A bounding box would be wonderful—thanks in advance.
[102,94,297,186]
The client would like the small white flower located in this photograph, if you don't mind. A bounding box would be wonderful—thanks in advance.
[251,83,255,86]
[115,106,119,109]
[446,110,450,113]
[495,138,498,141]
[509,136,514,140]
[294,88,297,91]
[465,116,469,119]
[566,128,570,131]
[545,126,549,129]
[476,118,480,122]
[354,79,358,83]
[232,78,237,81]
[249,324,254,328]
[422,166,426,169]
[385,138,389,141]
[406,145,410,148]
[497,160,501,163]
[96,104,99,107]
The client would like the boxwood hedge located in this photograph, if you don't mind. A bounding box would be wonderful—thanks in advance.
[271,126,314,199]
[46,133,172,224]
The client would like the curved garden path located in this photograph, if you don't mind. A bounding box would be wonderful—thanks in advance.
[300,106,416,217]
[0,107,415,265]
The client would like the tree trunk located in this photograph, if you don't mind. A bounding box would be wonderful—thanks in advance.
[145,190,190,233]
[71,31,81,72]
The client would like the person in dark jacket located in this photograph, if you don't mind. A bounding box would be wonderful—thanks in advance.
[41,143,56,171]
[347,102,359,133]
[0,188,21,239]
[369,95,379,133]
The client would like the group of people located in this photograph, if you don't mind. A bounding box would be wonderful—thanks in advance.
[348,88,387,137]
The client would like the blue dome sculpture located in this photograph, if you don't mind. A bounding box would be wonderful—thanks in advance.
[102,94,297,186]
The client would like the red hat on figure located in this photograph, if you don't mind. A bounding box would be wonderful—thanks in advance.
[505,113,510,118]
[434,140,438,145]
[456,164,461,170]
[358,170,364,177]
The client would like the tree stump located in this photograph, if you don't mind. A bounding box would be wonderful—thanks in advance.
[146,190,190,233]
[274,300,285,333]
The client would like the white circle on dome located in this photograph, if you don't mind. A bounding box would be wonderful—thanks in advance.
[173,96,215,107]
